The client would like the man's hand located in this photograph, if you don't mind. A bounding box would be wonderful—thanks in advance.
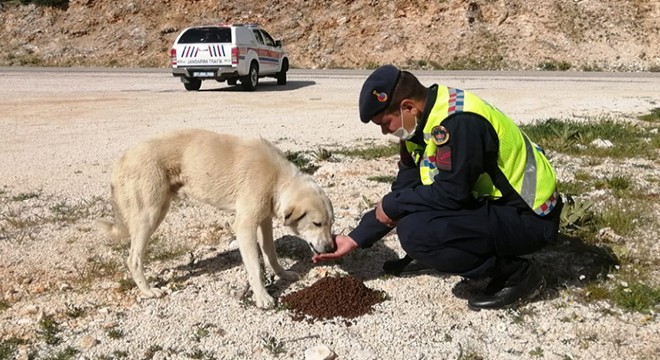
[375,199,396,227]
[312,234,358,263]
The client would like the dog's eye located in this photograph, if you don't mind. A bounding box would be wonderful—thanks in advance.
[313,222,322,227]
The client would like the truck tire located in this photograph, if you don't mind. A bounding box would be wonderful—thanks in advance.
[183,78,202,91]
[276,59,288,85]
[241,62,259,91]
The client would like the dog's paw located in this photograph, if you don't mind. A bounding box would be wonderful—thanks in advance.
[278,270,300,281]
[254,292,276,309]
[140,287,167,299]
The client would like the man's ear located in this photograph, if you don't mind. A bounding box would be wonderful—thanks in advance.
[283,206,307,226]
[400,99,418,116]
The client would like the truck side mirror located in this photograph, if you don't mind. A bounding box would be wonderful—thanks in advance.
[275,40,282,47]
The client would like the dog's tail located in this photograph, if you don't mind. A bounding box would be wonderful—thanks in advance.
[96,219,127,240]
[97,184,129,240]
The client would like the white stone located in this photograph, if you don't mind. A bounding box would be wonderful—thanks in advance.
[591,138,614,148]
[79,335,98,349]
[19,305,39,315]
[304,344,337,360]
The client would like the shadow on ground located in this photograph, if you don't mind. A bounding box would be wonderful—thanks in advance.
[199,80,316,92]
[167,232,617,309]
[450,233,620,304]
[167,234,399,300]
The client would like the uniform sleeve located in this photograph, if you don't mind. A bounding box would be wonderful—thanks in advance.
[348,148,422,249]
[381,113,499,219]
[347,209,393,248]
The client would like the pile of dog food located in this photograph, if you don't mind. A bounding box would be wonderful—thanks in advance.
[280,275,385,323]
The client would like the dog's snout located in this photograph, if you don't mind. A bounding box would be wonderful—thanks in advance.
[324,244,336,254]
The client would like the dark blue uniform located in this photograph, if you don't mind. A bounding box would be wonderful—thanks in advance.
[349,85,562,280]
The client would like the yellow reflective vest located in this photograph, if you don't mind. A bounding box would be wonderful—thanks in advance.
[405,86,558,216]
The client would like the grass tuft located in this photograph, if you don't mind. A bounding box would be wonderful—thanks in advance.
[285,151,320,174]
[610,281,660,313]
[335,143,399,160]
[637,107,660,122]
[367,175,396,183]
[521,118,660,159]
[42,346,79,360]
[261,335,286,357]
[38,314,62,345]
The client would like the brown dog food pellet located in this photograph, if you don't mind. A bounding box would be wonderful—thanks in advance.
[281,275,386,323]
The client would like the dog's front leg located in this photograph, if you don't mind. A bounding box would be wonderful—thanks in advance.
[235,217,275,309]
[258,219,299,281]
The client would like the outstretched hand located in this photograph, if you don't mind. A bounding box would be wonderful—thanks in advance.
[312,234,358,263]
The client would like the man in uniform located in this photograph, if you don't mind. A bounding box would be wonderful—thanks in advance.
[313,65,562,310]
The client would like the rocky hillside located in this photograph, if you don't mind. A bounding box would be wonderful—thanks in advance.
[0,0,659,71]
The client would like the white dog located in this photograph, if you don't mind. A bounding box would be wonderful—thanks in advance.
[98,129,335,308]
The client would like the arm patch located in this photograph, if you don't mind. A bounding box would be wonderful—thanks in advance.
[435,146,452,171]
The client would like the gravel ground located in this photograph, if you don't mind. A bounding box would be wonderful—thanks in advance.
[0,68,659,360]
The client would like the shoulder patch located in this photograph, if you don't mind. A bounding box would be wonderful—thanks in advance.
[431,125,450,146]
[435,146,452,171]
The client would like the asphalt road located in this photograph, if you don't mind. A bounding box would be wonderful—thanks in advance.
[0,67,658,197]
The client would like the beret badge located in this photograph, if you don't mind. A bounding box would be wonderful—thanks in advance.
[372,90,388,103]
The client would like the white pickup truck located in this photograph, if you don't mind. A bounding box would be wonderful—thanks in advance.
[170,24,289,91]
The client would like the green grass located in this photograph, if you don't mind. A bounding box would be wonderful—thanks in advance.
[0,300,10,312]
[285,151,319,174]
[106,328,124,340]
[595,200,645,236]
[43,346,79,360]
[638,107,660,122]
[521,118,660,159]
[367,175,396,183]
[261,336,286,357]
[311,147,333,161]
[11,191,40,201]
[0,337,27,360]
[335,142,399,160]
[186,348,217,360]
[560,198,646,242]
[64,303,86,319]
[538,60,572,71]
[73,255,123,288]
[583,279,660,314]
[610,281,660,313]
[38,314,62,345]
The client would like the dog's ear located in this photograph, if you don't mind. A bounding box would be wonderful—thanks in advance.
[283,206,307,226]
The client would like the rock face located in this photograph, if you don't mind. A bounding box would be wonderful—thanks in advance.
[1,0,659,71]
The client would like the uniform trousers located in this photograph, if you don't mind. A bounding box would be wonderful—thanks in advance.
[395,198,561,280]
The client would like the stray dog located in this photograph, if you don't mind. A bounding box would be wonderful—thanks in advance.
[98,129,335,308]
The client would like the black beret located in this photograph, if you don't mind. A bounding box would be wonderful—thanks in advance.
[358,65,401,123]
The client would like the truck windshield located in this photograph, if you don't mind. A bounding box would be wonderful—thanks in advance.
[178,28,232,44]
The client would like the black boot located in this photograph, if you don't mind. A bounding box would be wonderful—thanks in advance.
[468,260,544,310]
[383,254,431,276]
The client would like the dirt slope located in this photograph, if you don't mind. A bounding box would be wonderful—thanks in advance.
[1,0,659,71]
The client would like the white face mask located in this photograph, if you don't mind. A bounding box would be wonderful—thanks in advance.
[391,107,417,140]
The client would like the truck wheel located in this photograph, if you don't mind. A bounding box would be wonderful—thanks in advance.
[276,59,288,85]
[227,78,238,85]
[241,62,259,91]
[183,78,201,91]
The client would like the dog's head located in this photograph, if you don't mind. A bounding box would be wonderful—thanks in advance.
[280,177,335,254]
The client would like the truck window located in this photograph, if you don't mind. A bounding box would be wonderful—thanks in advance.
[252,30,265,45]
[260,30,275,46]
[178,27,232,44]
